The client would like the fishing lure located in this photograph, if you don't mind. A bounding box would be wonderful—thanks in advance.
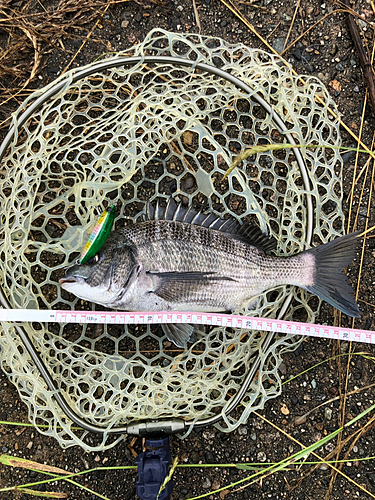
[79,205,116,264]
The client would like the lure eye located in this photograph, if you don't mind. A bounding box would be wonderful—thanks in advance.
[87,254,100,265]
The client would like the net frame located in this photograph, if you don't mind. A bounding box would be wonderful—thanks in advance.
[0,30,344,451]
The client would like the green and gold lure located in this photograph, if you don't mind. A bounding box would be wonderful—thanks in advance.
[79,205,116,264]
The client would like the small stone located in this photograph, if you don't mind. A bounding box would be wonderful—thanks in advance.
[311,379,316,389]
[294,415,307,426]
[121,20,129,28]
[279,362,287,375]
[315,422,324,431]
[325,408,333,421]
[202,478,211,489]
[221,20,227,27]
[291,396,298,405]
[2,446,8,453]
[325,442,335,453]
[203,430,215,440]
[257,451,267,462]
[238,426,247,436]
[329,44,338,56]
[27,441,33,449]
[272,38,286,54]
[353,445,358,453]
[212,480,220,490]
[94,455,101,462]
[177,5,183,11]
[354,85,360,93]
[135,13,142,22]
[253,419,264,430]
[250,433,257,441]
[317,72,325,82]
[336,63,344,72]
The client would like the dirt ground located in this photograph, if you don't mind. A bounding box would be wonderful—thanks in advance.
[1,0,375,499]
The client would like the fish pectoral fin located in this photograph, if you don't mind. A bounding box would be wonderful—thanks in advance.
[161,323,195,348]
[149,271,235,302]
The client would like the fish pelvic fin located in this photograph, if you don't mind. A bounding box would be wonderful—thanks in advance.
[303,232,361,318]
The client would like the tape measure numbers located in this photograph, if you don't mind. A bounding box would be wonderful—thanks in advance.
[0,309,373,345]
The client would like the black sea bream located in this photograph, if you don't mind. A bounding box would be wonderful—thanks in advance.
[60,199,360,347]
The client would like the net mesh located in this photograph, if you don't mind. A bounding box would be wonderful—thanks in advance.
[0,29,344,451]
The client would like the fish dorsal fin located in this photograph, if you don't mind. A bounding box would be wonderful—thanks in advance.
[145,198,276,254]
[238,223,277,253]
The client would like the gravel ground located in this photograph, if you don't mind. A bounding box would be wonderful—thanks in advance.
[0,1,375,499]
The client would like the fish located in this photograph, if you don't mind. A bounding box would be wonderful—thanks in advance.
[60,198,361,347]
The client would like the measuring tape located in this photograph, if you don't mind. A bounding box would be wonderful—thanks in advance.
[0,309,373,344]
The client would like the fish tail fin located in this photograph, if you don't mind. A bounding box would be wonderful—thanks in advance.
[303,232,361,318]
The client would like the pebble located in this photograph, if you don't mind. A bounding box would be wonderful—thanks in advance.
[329,44,338,56]
[212,480,220,490]
[221,20,227,27]
[27,441,33,449]
[341,148,356,164]
[294,415,307,426]
[257,451,267,462]
[311,379,316,389]
[325,442,335,453]
[202,478,211,489]
[291,396,298,405]
[2,446,8,453]
[325,408,333,421]
[203,430,215,440]
[354,85,360,93]
[353,446,358,453]
[279,362,287,375]
[177,5,183,11]
[250,433,257,441]
[336,63,344,72]
[238,426,248,436]
[272,38,286,54]
[135,13,142,22]
[121,20,129,28]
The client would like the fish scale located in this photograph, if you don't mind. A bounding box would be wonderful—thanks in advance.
[60,199,361,347]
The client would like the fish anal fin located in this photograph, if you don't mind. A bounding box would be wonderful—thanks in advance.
[161,323,195,348]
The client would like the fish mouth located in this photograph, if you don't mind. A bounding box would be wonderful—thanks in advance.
[59,278,77,284]
[59,276,86,286]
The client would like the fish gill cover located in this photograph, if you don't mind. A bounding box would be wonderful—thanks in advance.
[0,29,344,451]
